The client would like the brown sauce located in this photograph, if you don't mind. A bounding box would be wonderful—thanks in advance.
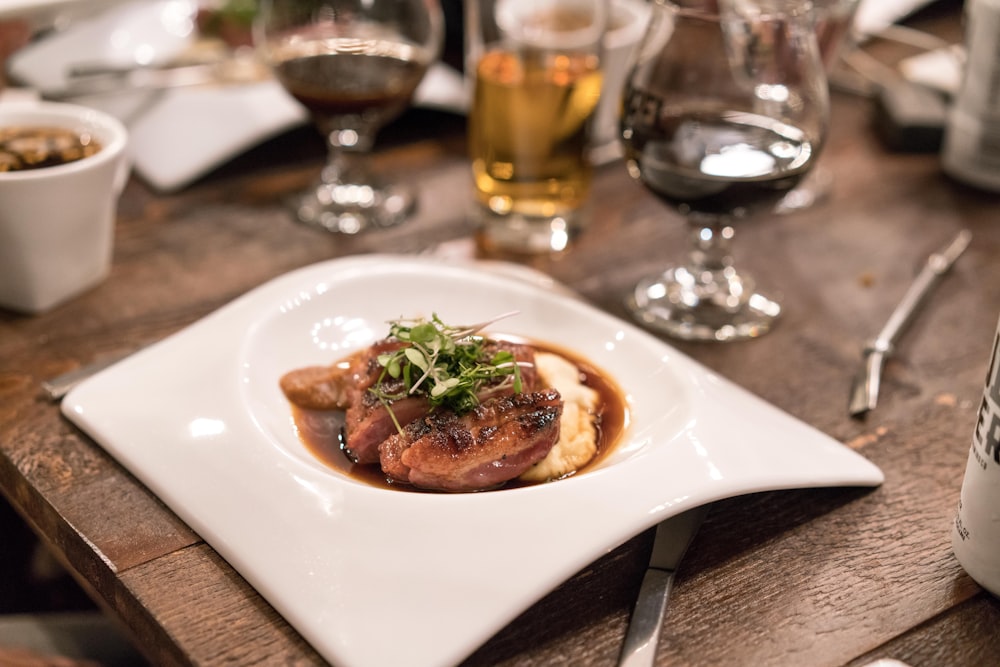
[289,337,629,492]
[0,126,102,172]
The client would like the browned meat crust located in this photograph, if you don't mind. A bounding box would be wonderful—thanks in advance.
[379,390,563,492]
[281,338,560,491]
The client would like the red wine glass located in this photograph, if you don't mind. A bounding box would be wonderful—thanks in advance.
[621,0,829,341]
[256,0,444,233]
[776,0,861,213]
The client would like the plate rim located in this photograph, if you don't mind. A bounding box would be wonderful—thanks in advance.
[61,254,884,667]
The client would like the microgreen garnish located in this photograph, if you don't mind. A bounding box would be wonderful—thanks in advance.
[370,312,525,418]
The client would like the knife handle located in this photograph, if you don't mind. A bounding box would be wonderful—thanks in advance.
[873,229,971,350]
[618,569,675,667]
[873,267,939,350]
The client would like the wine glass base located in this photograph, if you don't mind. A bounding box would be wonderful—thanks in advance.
[293,180,416,234]
[627,269,781,342]
[473,207,587,255]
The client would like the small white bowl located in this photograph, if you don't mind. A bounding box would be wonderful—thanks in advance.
[0,101,130,313]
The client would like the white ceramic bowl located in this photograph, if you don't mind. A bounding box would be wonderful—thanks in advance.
[0,101,130,314]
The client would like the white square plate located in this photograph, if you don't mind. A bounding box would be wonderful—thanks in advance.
[62,255,883,667]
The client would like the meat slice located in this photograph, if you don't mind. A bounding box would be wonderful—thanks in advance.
[486,339,539,393]
[344,392,430,464]
[342,338,539,465]
[278,340,402,411]
[333,339,423,464]
[379,390,563,492]
[279,365,352,411]
[280,337,543,468]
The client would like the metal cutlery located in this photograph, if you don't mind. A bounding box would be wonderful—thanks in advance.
[41,349,137,401]
[40,56,271,101]
[848,229,972,418]
[618,505,709,667]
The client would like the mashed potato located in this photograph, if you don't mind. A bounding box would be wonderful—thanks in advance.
[518,352,599,482]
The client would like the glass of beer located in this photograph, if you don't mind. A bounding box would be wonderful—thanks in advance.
[465,0,608,254]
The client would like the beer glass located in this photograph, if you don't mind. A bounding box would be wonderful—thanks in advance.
[465,0,608,253]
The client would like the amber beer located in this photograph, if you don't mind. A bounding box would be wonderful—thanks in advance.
[469,48,602,220]
[465,0,606,252]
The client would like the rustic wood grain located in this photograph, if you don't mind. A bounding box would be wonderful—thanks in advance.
[3,4,999,665]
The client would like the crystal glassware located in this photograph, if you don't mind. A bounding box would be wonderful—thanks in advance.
[256,0,444,234]
[621,0,829,341]
[465,0,608,254]
[775,0,861,213]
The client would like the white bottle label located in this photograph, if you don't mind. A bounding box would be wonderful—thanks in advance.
[952,318,1000,597]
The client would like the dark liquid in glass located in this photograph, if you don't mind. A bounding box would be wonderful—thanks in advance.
[274,50,426,124]
[622,97,817,217]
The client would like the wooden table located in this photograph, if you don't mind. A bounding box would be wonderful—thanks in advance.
[3,4,999,666]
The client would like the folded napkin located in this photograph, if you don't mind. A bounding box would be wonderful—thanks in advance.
[7,0,468,192]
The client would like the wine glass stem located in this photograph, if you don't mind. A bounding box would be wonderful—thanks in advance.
[321,126,376,186]
[686,214,735,275]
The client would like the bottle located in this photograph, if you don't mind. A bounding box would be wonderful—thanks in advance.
[952,314,1000,597]
[941,0,1000,192]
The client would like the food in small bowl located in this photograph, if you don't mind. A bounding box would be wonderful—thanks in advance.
[0,125,102,171]
[0,101,129,313]
[0,102,129,313]
[281,312,627,492]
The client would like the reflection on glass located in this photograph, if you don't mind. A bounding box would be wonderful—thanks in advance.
[621,0,829,341]
[256,0,444,233]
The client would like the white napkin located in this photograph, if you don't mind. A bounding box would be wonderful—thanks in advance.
[855,0,941,37]
[7,0,468,192]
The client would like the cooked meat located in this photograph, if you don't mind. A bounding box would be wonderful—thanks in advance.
[344,393,430,464]
[332,339,422,464]
[379,389,562,492]
[279,365,353,411]
[489,339,539,393]
[280,334,554,486]
[340,338,539,465]
[279,340,404,411]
